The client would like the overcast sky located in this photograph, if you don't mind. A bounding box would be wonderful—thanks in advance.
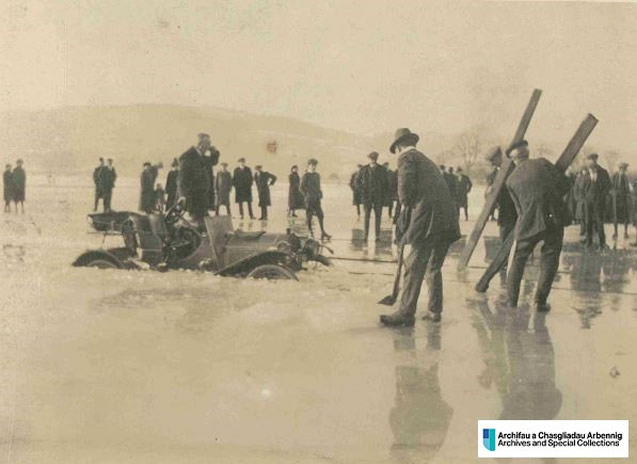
[1,0,636,150]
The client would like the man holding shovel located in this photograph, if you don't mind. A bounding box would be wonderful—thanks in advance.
[379,128,460,327]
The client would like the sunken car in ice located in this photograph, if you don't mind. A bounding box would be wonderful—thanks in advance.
[73,201,331,280]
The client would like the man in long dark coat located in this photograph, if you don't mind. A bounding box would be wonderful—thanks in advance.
[215,162,232,216]
[3,164,14,212]
[445,166,458,210]
[288,165,305,217]
[93,158,106,212]
[582,153,611,250]
[301,158,330,240]
[455,167,472,221]
[505,140,571,311]
[206,145,220,212]
[165,158,179,209]
[356,151,389,241]
[178,133,212,221]
[349,164,363,217]
[254,165,277,220]
[573,167,588,237]
[101,158,117,212]
[611,162,630,240]
[380,128,460,327]
[233,157,255,219]
[139,162,162,213]
[12,159,26,213]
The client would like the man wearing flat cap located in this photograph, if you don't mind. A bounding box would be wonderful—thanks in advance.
[611,162,630,240]
[581,152,611,249]
[356,151,389,241]
[301,158,330,240]
[380,128,460,327]
[504,140,571,311]
[485,146,517,241]
[178,133,213,221]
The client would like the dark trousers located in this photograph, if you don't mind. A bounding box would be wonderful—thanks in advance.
[259,206,268,219]
[306,199,327,235]
[238,202,254,218]
[363,202,383,239]
[584,200,606,246]
[399,237,451,316]
[186,190,209,220]
[507,227,564,307]
[103,188,113,212]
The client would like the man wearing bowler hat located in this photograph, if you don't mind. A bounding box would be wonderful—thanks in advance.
[380,128,460,326]
[356,151,389,241]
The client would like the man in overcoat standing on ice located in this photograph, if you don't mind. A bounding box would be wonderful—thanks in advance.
[380,128,460,327]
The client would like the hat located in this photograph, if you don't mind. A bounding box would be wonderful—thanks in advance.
[457,167,463,172]
[507,139,528,155]
[357,164,363,168]
[390,128,420,154]
[439,164,446,170]
[308,158,319,166]
[221,162,228,167]
[238,157,246,162]
[171,158,179,167]
[587,153,599,160]
[484,146,503,162]
[291,165,298,170]
[99,157,104,162]
[255,165,262,170]
[16,159,23,164]
[143,161,151,167]
[368,151,379,161]
[198,133,210,140]
[619,162,629,169]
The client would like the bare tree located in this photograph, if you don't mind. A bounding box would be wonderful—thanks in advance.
[453,128,483,173]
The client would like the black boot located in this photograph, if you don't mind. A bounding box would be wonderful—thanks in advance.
[380,311,415,327]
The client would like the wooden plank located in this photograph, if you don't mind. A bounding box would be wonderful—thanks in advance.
[474,114,599,293]
[457,88,542,270]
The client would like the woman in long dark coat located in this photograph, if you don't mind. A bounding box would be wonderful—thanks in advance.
[288,165,305,217]
[139,162,159,213]
[254,165,277,220]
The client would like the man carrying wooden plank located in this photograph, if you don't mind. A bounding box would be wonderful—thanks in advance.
[504,140,572,311]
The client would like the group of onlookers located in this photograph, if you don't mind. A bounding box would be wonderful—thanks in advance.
[93,157,118,212]
[3,159,26,213]
[566,155,635,247]
[348,155,473,242]
[485,148,636,250]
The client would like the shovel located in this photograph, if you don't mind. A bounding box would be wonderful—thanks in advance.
[378,243,405,305]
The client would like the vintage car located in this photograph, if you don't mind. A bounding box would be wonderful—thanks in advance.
[74,201,331,280]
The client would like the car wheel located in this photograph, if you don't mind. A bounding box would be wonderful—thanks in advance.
[86,258,119,269]
[246,264,298,281]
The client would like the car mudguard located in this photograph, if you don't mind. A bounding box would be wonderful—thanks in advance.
[215,250,294,277]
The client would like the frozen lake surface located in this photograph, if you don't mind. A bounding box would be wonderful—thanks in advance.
[1,176,636,463]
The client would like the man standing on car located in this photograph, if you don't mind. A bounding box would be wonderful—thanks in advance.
[505,140,571,311]
[233,157,255,220]
[356,151,389,241]
[165,158,179,209]
[93,157,106,212]
[102,158,117,212]
[178,133,212,221]
[380,128,460,327]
